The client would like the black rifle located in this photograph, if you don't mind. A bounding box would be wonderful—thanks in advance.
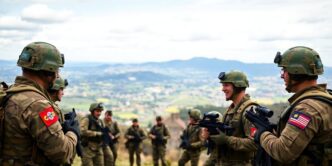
[132,131,142,143]
[63,108,83,157]
[95,121,113,146]
[151,127,165,145]
[198,112,233,154]
[245,106,275,166]
[179,134,190,149]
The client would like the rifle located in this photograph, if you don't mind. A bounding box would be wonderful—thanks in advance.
[198,112,233,154]
[63,108,83,157]
[245,106,276,166]
[151,127,165,145]
[94,121,113,146]
[179,134,190,149]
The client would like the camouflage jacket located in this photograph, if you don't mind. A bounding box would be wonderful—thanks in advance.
[261,84,332,165]
[125,125,146,145]
[80,115,104,149]
[221,94,258,162]
[1,76,77,165]
[181,123,203,151]
[149,124,170,146]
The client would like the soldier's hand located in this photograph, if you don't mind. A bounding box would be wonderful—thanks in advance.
[109,133,115,139]
[201,128,209,140]
[149,134,156,139]
[127,135,134,139]
[210,131,227,145]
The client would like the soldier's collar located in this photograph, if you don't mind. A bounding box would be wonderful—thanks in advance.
[288,84,327,103]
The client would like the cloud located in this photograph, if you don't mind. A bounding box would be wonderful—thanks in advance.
[0,16,39,31]
[21,4,72,23]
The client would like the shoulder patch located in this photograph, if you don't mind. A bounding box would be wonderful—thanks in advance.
[39,106,58,127]
[250,127,257,138]
[288,111,311,130]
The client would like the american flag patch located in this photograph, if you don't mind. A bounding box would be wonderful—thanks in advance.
[288,111,311,130]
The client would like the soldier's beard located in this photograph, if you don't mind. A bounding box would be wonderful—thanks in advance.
[285,78,300,93]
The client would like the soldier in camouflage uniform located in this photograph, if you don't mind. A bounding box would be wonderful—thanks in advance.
[178,109,204,166]
[103,110,121,165]
[148,116,170,166]
[254,46,332,165]
[48,77,68,122]
[202,71,258,166]
[0,42,78,165]
[80,102,113,166]
[125,118,147,166]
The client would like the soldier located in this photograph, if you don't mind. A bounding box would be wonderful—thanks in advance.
[48,77,68,122]
[178,108,204,166]
[202,71,258,166]
[125,118,147,166]
[103,110,121,165]
[80,102,113,166]
[148,116,170,166]
[202,111,223,166]
[0,42,78,165]
[254,46,332,165]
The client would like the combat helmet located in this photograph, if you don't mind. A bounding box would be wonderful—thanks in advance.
[274,46,324,76]
[89,102,104,112]
[218,71,249,88]
[188,108,201,121]
[17,42,65,72]
[50,78,68,91]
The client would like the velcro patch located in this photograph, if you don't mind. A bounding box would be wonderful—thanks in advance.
[288,111,311,130]
[250,127,257,138]
[39,106,58,127]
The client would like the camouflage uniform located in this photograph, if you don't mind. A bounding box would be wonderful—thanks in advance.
[125,124,147,166]
[103,119,121,165]
[261,85,332,165]
[81,114,113,166]
[178,109,204,166]
[219,94,258,166]
[259,46,332,165]
[149,123,170,166]
[0,42,77,165]
[178,123,203,166]
[1,76,77,165]
[203,145,219,166]
[212,71,257,166]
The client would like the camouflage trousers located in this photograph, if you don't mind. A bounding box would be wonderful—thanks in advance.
[128,143,143,166]
[81,146,104,166]
[203,150,218,166]
[103,145,114,166]
[178,149,201,166]
[152,144,167,166]
[109,143,119,165]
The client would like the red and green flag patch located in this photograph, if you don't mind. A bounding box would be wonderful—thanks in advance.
[39,106,58,127]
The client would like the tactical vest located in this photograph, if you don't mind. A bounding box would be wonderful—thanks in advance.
[221,99,258,162]
[150,124,167,145]
[0,84,58,165]
[83,115,104,143]
[278,89,332,166]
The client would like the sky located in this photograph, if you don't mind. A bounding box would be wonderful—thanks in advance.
[1,0,332,66]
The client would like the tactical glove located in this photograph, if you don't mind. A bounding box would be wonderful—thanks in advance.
[62,120,81,139]
[209,131,227,145]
